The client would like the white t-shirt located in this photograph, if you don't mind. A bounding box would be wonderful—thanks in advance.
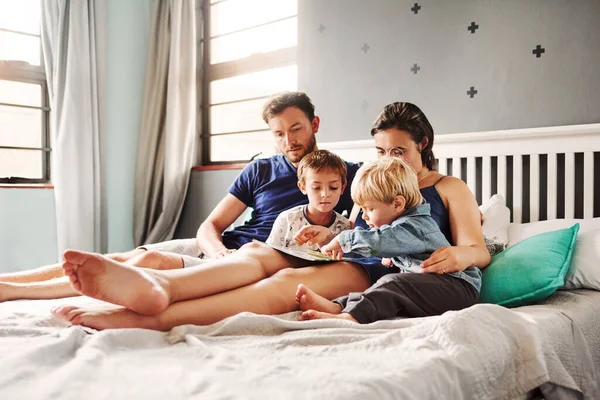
[266,205,352,251]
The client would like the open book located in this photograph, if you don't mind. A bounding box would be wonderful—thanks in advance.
[262,240,352,262]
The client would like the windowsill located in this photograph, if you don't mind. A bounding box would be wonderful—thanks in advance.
[192,163,247,171]
[0,183,54,189]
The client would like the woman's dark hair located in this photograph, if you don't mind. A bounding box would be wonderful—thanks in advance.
[262,91,316,124]
[370,102,436,170]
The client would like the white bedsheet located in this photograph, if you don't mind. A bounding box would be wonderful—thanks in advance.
[0,296,581,400]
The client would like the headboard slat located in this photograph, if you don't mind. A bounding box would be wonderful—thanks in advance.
[482,157,491,203]
[530,155,540,222]
[584,151,594,219]
[467,157,476,195]
[452,157,462,180]
[565,153,576,219]
[498,155,507,202]
[547,154,558,220]
[513,155,523,223]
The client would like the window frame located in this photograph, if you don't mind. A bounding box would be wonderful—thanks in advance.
[200,0,297,166]
[0,25,51,184]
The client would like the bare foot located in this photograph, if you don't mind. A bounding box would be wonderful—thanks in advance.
[295,284,342,313]
[61,249,169,315]
[51,304,161,331]
[300,310,359,323]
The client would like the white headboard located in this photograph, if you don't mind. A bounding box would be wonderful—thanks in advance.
[322,124,600,224]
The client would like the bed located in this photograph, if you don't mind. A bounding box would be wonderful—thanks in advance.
[1,123,600,400]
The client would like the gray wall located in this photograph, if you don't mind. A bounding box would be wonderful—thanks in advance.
[181,0,600,229]
[298,0,600,142]
[0,0,151,272]
[175,169,244,239]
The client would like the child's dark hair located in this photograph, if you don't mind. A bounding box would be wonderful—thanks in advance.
[297,150,347,185]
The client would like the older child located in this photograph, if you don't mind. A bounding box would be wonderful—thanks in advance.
[266,150,352,251]
[295,157,482,323]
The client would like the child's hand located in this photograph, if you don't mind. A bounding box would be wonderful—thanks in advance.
[294,225,334,247]
[382,257,393,267]
[320,237,344,260]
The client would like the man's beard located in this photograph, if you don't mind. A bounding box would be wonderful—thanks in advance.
[285,135,316,163]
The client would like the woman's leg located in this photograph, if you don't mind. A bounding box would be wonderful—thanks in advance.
[0,249,147,283]
[0,238,200,284]
[0,277,79,302]
[59,242,303,314]
[52,261,371,330]
[0,250,183,301]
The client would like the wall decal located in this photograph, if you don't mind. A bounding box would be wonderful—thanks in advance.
[318,24,325,33]
[411,3,421,14]
[411,63,421,74]
[468,22,479,34]
[467,86,478,98]
[532,45,546,58]
[361,43,370,53]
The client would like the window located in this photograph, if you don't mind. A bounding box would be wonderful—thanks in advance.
[0,0,50,183]
[202,0,297,164]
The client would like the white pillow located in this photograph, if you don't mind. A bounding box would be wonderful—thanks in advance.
[508,218,600,291]
[479,194,511,245]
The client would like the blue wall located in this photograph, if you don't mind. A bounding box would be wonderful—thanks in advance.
[105,0,152,252]
[0,189,58,271]
[0,0,151,272]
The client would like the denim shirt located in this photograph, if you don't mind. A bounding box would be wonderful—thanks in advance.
[338,203,482,291]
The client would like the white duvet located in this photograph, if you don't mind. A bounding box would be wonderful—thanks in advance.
[0,296,576,400]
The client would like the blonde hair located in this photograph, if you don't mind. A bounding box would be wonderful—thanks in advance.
[297,150,347,185]
[351,157,423,208]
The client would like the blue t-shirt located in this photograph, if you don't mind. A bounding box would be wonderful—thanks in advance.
[222,154,359,249]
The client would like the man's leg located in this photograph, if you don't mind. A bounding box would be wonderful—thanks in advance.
[52,260,371,330]
[58,241,304,315]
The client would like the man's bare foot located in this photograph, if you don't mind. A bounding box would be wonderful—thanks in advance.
[295,284,342,314]
[51,304,162,331]
[61,249,169,315]
[300,310,359,323]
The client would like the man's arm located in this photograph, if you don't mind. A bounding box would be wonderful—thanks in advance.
[196,193,248,258]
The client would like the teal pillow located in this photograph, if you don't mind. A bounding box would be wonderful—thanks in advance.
[480,223,580,307]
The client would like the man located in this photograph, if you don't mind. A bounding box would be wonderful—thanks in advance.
[0,92,359,301]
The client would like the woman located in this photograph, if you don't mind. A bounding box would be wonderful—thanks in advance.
[52,102,491,330]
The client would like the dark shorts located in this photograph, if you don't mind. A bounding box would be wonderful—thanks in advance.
[345,254,398,285]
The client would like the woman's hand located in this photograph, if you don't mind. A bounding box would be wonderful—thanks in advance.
[294,225,334,247]
[382,258,394,268]
[320,237,344,260]
[420,246,475,274]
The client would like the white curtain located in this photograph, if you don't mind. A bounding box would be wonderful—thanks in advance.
[41,0,107,258]
[133,0,198,246]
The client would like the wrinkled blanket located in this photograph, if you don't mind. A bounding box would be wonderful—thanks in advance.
[0,295,593,400]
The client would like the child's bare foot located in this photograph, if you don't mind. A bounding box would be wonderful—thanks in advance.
[300,310,359,322]
[51,304,161,331]
[295,284,342,313]
[61,249,169,315]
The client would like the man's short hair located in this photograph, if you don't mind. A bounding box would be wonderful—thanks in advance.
[262,91,316,123]
[297,150,347,185]
[351,157,423,208]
